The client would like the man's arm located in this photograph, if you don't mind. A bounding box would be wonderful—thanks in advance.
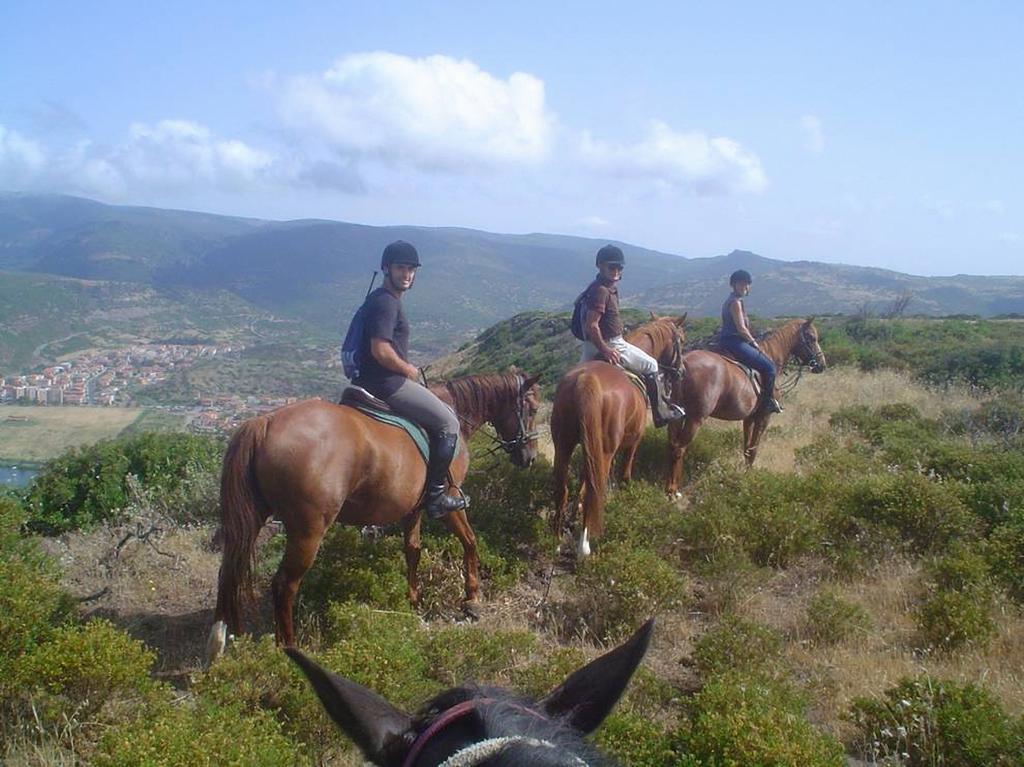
[585,308,621,365]
[370,338,419,380]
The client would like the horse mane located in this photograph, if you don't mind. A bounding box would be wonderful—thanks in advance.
[759,319,807,364]
[414,686,618,767]
[442,373,521,426]
[625,316,679,357]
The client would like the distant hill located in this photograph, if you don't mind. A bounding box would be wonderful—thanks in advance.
[2,192,1023,371]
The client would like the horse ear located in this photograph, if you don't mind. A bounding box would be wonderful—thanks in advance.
[522,373,541,391]
[649,310,659,321]
[805,316,815,325]
[286,648,413,765]
[675,313,688,327]
[540,618,654,734]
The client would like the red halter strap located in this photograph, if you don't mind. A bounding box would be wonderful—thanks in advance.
[401,697,549,767]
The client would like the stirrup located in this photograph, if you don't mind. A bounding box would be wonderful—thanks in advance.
[424,487,469,519]
[762,397,783,414]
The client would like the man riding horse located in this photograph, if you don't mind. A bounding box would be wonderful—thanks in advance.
[347,240,467,519]
[577,244,685,427]
[720,269,784,414]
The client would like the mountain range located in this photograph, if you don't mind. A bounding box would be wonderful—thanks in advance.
[2,192,1022,369]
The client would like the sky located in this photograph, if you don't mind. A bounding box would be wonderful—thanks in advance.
[1,1,1022,276]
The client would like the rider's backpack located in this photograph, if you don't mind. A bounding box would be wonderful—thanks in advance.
[340,304,367,380]
[570,290,589,341]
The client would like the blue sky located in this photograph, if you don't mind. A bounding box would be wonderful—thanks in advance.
[2,1,1022,275]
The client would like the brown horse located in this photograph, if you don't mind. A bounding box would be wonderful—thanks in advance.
[551,314,686,557]
[665,317,826,495]
[207,372,541,660]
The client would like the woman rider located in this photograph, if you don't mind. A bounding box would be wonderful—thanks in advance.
[720,269,783,414]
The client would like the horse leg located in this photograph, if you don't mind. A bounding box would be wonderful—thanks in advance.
[619,439,639,484]
[742,418,755,465]
[551,444,573,536]
[745,414,771,466]
[578,451,613,558]
[667,416,700,498]
[402,513,423,607]
[442,510,481,618]
[271,525,324,647]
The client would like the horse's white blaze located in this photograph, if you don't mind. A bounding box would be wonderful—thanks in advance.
[206,620,227,665]
[577,525,591,558]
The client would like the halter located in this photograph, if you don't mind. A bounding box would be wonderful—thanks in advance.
[401,697,588,767]
[479,374,539,458]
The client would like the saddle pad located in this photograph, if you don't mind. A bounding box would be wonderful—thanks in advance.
[349,404,430,463]
[622,369,647,397]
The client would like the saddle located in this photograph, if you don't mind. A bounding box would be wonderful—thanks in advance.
[707,344,763,396]
[339,386,430,463]
[621,368,647,397]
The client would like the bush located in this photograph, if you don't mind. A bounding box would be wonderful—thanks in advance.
[682,673,845,766]
[632,426,736,487]
[509,646,589,699]
[915,589,996,652]
[594,712,688,767]
[193,635,334,759]
[989,510,1024,602]
[93,699,300,767]
[692,616,784,679]
[804,590,871,646]
[23,432,223,534]
[570,544,688,642]
[15,619,156,721]
[849,676,1024,766]
[423,626,536,687]
[603,480,687,554]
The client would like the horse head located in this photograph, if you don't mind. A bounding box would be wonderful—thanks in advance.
[287,618,653,767]
[491,372,542,468]
[797,317,827,373]
[634,313,687,377]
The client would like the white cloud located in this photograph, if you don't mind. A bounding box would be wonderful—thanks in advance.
[1000,232,1020,243]
[800,114,824,154]
[0,124,48,186]
[278,52,554,172]
[577,120,767,195]
[575,215,611,230]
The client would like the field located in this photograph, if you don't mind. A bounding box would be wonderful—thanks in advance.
[0,406,155,463]
[4,319,1024,765]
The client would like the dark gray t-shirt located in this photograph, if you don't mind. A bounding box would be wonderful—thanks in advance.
[355,287,410,397]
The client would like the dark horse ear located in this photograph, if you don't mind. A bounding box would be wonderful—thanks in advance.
[286,648,413,766]
[540,618,654,734]
[522,373,541,391]
[675,312,688,327]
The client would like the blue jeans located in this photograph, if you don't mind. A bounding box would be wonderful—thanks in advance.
[721,338,776,398]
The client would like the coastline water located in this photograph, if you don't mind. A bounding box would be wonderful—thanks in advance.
[0,465,38,488]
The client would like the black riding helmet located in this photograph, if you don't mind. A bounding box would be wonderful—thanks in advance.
[730,269,752,286]
[596,244,625,267]
[381,240,421,270]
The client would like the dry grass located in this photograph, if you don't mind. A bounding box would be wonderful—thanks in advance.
[0,406,143,463]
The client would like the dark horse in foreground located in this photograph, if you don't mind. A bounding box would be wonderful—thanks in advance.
[551,314,685,557]
[288,618,654,766]
[665,317,826,495]
[208,372,541,660]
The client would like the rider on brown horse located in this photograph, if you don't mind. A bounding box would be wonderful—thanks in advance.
[347,240,468,519]
[577,244,685,427]
[720,269,784,414]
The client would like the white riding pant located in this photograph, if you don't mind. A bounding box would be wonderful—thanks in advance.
[580,336,658,375]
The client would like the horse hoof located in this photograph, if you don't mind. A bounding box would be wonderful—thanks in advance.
[462,601,482,621]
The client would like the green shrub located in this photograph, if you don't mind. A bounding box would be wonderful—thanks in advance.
[915,589,996,652]
[692,615,784,679]
[684,468,827,568]
[682,673,845,766]
[320,602,437,708]
[594,712,688,767]
[850,676,1024,766]
[603,480,687,554]
[193,635,334,758]
[570,544,687,642]
[804,590,871,646]
[94,699,300,767]
[989,510,1024,602]
[16,619,155,720]
[423,626,536,687]
[509,646,588,699]
[23,432,223,534]
[690,548,764,615]
[632,426,737,487]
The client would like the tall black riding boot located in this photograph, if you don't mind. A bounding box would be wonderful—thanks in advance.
[424,431,469,519]
[642,372,685,428]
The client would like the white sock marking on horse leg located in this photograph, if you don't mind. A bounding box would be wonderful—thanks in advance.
[206,620,227,665]
[577,525,591,558]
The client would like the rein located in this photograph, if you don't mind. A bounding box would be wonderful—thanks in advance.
[402,698,587,767]
[476,374,539,458]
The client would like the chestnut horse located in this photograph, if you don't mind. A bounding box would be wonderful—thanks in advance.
[551,314,686,557]
[207,372,541,660]
[665,317,826,495]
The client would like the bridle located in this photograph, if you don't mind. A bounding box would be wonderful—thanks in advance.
[658,326,686,382]
[402,698,588,767]
[777,325,825,395]
[479,374,539,459]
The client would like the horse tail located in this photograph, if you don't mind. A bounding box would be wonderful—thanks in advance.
[214,417,270,635]
[577,371,607,538]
